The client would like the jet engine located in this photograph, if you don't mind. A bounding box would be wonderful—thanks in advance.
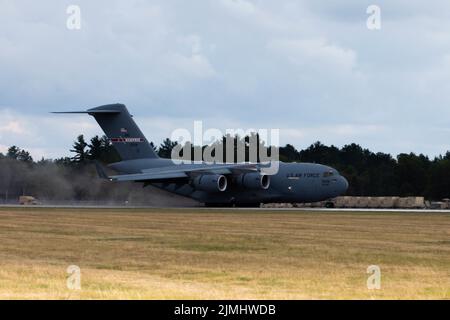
[192,174,228,192]
[236,173,270,190]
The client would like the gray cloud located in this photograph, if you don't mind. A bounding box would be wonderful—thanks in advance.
[1,0,450,158]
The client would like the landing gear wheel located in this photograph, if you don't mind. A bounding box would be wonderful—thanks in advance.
[325,201,335,208]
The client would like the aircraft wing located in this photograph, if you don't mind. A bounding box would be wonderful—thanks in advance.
[97,163,263,182]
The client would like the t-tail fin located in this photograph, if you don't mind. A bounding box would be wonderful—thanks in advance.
[53,104,159,160]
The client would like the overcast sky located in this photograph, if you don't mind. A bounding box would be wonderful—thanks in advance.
[1,0,450,159]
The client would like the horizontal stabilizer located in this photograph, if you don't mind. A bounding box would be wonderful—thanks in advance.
[51,110,121,114]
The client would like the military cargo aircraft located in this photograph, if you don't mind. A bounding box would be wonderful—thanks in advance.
[54,104,348,207]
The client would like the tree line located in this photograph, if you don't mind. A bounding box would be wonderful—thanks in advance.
[1,134,450,202]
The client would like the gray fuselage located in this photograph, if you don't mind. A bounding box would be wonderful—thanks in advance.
[109,158,349,205]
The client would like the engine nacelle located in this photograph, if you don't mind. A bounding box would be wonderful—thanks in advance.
[236,173,270,190]
[192,174,228,192]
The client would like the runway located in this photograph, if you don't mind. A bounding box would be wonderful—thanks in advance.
[1,204,449,213]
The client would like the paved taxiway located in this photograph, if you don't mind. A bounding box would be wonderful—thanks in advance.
[1,205,449,213]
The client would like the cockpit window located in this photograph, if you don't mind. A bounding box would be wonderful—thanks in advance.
[323,170,334,178]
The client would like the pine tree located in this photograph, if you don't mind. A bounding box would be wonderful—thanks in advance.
[88,135,104,160]
[158,138,178,159]
[17,150,33,163]
[70,135,89,163]
[7,146,20,159]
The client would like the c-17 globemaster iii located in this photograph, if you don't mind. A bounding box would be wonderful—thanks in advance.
[54,104,348,207]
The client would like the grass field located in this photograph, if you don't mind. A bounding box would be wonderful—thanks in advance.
[0,207,449,299]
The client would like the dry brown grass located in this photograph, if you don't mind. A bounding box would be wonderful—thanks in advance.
[0,207,449,299]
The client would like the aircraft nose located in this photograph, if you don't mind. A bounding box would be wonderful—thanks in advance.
[339,176,349,194]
